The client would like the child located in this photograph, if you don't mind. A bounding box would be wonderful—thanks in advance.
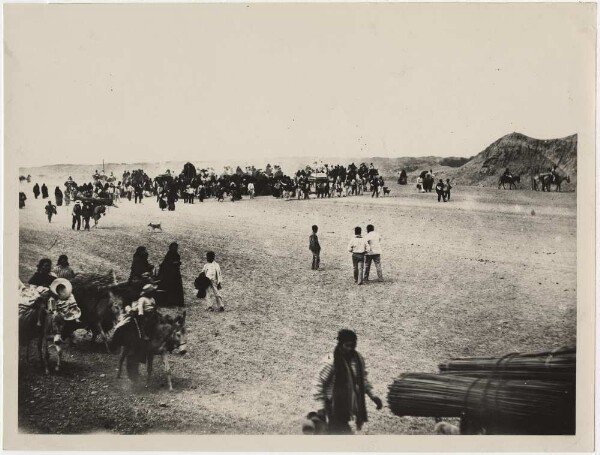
[202,251,224,312]
[48,278,81,344]
[309,225,321,270]
[45,201,57,223]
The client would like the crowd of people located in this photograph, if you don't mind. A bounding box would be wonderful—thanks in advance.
[22,161,459,222]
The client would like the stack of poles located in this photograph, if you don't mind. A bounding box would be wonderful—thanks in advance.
[387,347,575,435]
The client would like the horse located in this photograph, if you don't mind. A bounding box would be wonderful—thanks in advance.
[498,174,520,190]
[539,174,571,192]
[19,295,68,374]
[112,311,188,391]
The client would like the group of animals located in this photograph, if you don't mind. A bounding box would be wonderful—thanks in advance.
[497,173,571,191]
[19,272,188,391]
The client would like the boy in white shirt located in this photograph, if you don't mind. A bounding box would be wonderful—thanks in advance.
[202,251,224,312]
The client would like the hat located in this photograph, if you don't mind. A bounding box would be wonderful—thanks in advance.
[49,278,73,298]
[140,283,158,296]
[74,200,82,205]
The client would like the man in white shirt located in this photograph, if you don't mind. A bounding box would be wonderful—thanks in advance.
[364,224,383,282]
[347,227,370,285]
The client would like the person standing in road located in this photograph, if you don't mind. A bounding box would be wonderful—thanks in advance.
[347,227,370,285]
[71,200,82,230]
[45,200,57,223]
[313,329,383,434]
[309,225,321,270]
[364,224,383,282]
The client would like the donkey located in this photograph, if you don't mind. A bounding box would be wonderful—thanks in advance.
[19,296,67,374]
[112,311,188,391]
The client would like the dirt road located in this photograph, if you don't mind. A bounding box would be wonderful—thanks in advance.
[18,183,576,434]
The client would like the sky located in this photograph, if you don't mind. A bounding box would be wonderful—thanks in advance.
[4,3,595,167]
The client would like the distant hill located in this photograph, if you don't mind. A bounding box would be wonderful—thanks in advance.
[451,133,577,187]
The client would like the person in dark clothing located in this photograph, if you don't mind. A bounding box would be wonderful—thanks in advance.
[370,177,379,198]
[157,242,184,307]
[28,258,57,287]
[33,183,40,199]
[71,201,82,230]
[159,197,167,210]
[19,192,27,208]
[41,184,49,199]
[444,179,452,201]
[167,190,176,211]
[45,201,57,223]
[81,202,93,230]
[129,246,154,285]
[313,329,383,434]
[134,185,143,204]
[436,179,446,202]
[309,225,321,270]
[54,187,64,206]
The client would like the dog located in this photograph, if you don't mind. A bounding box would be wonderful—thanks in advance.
[434,421,460,435]
[382,186,391,196]
[148,222,162,232]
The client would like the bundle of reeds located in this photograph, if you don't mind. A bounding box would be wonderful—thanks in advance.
[71,271,116,292]
[387,373,575,434]
[438,347,575,381]
[387,347,576,434]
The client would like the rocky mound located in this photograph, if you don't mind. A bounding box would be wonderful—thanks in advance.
[453,133,577,187]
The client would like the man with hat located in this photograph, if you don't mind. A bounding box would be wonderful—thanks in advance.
[71,200,82,230]
[312,329,383,434]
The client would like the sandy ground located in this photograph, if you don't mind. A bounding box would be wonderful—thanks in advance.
[17,181,576,434]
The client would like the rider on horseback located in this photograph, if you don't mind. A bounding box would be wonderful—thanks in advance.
[504,168,512,179]
[550,165,558,183]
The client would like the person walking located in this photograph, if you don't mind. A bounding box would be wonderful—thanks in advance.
[128,246,154,285]
[309,225,321,270]
[444,179,452,201]
[157,242,185,307]
[202,251,224,312]
[436,179,446,202]
[33,183,40,199]
[71,200,82,230]
[313,329,383,434]
[81,202,93,230]
[54,186,64,206]
[347,227,370,285]
[45,200,57,223]
[41,183,49,199]
[364,224,383,282]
